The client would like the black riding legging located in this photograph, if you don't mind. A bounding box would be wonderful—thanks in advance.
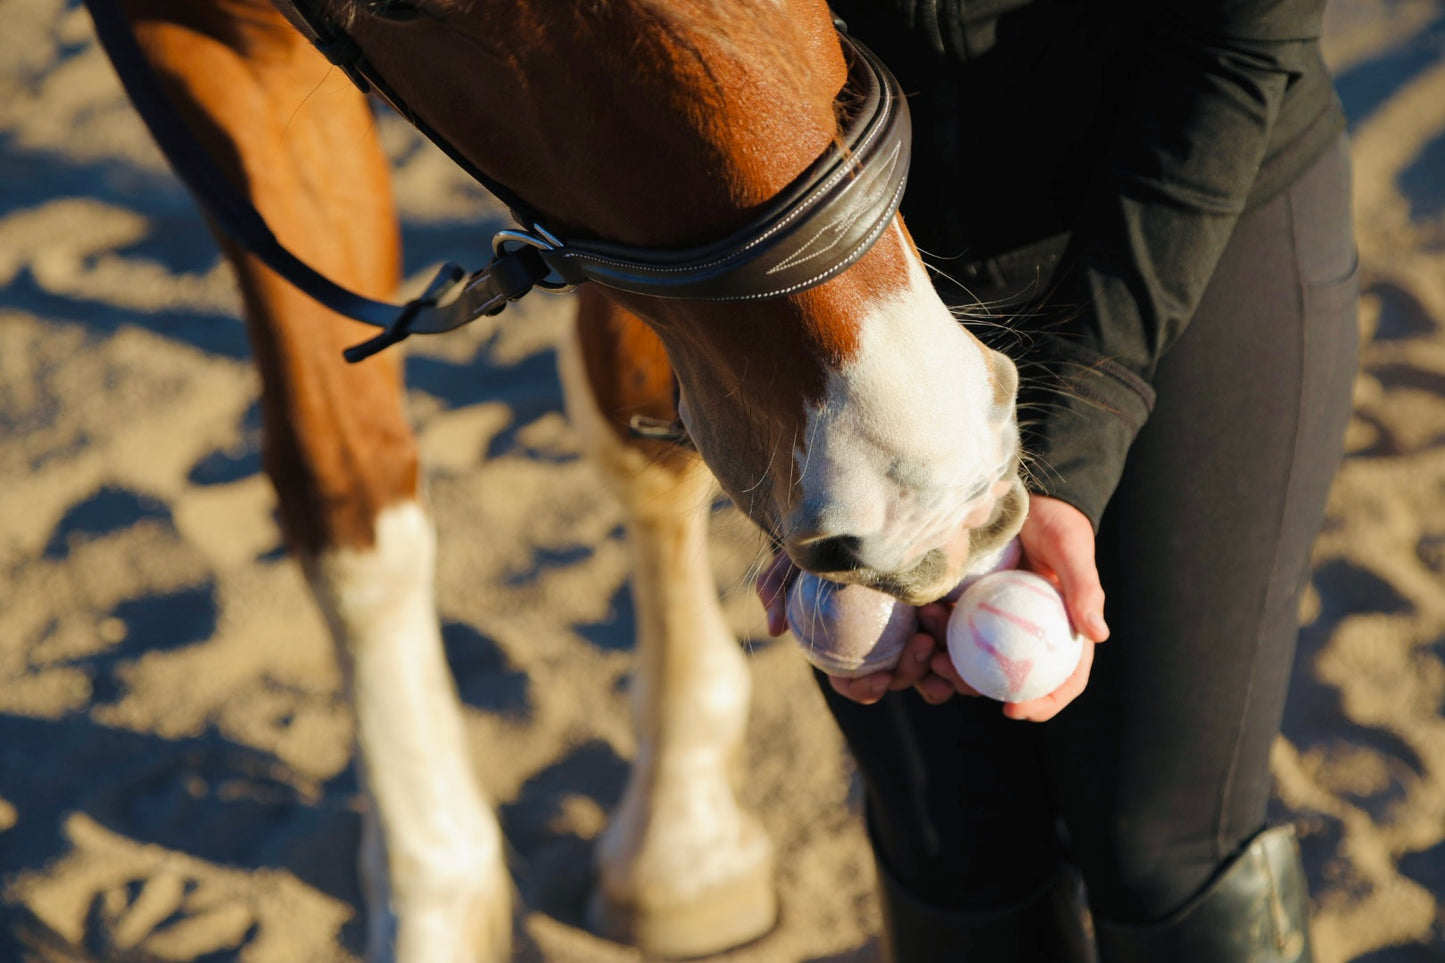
[818,134,1360,927]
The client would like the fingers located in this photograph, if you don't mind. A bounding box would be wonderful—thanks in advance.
[887,632,937,691]
[828,670,893,705]
[1019,496,1110,643]
[754,552,799,637]
[909,602,961,703]
[833,603,987,707]
[927,649,981,699]
[914,675,955,704]
[831,663,966,707]
[1054,551,1110,643]
[916,601,950,642]
[830,644,1094,717]
[830,631,939,705]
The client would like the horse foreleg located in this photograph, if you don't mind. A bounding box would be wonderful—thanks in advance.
[559,288,777,957]
[309,504,509,963]
[122,2,509,958]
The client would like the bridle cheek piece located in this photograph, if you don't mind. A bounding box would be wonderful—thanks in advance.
[83,0,911,363]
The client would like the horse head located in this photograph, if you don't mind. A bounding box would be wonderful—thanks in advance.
[336,0,1025,605]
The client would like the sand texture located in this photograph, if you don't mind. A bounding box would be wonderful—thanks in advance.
[2,0,1444,959]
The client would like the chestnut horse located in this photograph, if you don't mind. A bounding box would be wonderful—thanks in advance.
[102,0,1026,958]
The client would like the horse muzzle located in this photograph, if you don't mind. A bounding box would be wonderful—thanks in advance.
[784,471,1029,606]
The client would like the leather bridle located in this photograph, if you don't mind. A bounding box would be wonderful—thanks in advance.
[83,0,911,363]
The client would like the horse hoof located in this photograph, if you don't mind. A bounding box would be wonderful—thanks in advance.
[586,860,777,958]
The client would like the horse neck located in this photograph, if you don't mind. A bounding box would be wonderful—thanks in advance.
[346,0,848,248]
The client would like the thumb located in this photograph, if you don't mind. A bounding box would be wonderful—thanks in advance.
[1019,497,1109,643]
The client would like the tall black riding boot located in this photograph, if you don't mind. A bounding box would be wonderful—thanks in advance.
[876,852,1097,962]
[1094,825,1314,963]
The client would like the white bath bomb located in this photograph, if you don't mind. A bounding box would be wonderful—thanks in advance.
[787,573,918,678]
[943,536,1023,602]
[946,570,1083,703]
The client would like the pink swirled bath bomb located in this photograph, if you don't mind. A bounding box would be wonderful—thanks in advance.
[787,573,918,678]
[945,570,1083,703]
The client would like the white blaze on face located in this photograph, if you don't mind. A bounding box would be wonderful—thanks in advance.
[793,229,1015,574]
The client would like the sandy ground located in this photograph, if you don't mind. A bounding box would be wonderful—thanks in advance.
[2,1,1444,960]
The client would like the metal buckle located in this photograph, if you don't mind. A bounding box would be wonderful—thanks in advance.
[491,225,575,293]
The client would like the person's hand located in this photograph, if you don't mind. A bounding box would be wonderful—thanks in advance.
[1016,494,1110,645]
[924,494,1110,720]
[755,494,1108,717]
[754,553,948,705]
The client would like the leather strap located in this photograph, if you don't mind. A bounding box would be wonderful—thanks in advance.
[534,37,909,302]
[85,0,911,360]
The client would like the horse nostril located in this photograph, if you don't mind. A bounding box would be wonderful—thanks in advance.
[792,534,866,574]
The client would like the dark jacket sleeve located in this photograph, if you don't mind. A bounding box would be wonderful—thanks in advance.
[1018,0,1329,529]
